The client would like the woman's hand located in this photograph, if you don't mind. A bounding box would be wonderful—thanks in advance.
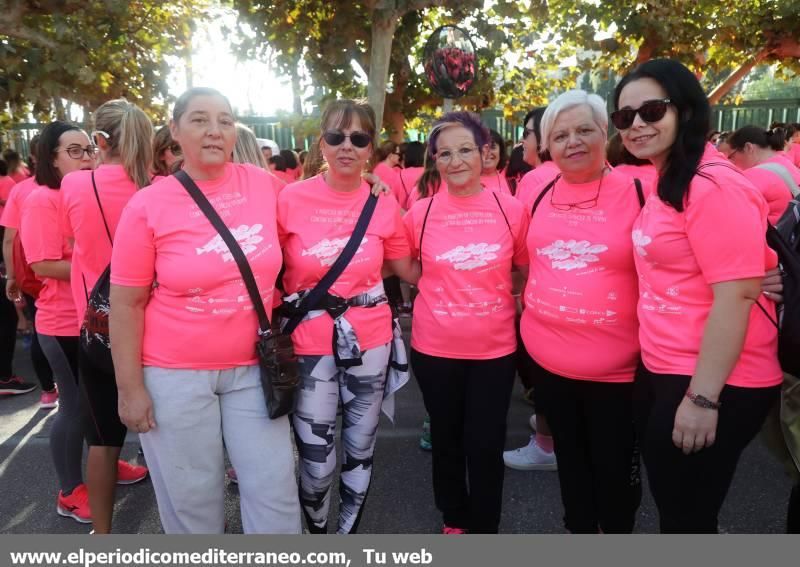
[362,172,391,197]
[672,396,718,454]
[761,266,784,303]
[118,386,156,433]
[5,277,22,304]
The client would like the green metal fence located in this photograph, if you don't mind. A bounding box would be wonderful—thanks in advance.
[4,98,800,158]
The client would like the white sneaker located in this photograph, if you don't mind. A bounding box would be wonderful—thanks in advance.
[503,436,557,471]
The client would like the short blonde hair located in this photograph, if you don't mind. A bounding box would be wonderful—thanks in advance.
[540,89,608,152]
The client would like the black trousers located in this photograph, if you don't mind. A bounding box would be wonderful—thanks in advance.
[788,482,800,534]
[23,293,55,391]
[0,285,17,378]
[411,349,516,533]
[634,366,780,533]
[536,366,641,533]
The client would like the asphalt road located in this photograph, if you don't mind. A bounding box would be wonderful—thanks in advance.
[0,324,793,534]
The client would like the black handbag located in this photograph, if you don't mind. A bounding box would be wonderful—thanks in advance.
[175,170,378,418]
[79,171,115,374]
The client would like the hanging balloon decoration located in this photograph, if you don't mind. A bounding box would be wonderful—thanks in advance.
[422,25,478,100]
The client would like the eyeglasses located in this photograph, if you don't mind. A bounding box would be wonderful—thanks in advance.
[435,146,478,164]
[610,99,672,130]
[726,149,739,160]
[58,145,100,159]
[91,130,110,144]
[550,171,605,211]
[323,130,372,148]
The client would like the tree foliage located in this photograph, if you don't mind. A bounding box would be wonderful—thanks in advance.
[0,0,206,124]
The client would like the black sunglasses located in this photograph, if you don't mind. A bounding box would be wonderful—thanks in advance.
[323,130,372,148]
[610,99,672,130]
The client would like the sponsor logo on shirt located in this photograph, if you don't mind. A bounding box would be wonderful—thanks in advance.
[537,239,608,271]
[302,237,368,267]
[435,243,501,270]
[196,224,265,262]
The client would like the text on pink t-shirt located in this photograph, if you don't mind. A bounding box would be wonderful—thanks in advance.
[521,168,649,382]
[404,189,529,360]
[111,163,284,369]
[277,175,410,356]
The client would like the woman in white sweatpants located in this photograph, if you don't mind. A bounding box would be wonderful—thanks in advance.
[109,87,300,534]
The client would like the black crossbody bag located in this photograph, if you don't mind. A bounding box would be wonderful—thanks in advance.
[175,170,378,418]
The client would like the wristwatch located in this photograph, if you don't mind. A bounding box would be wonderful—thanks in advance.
[685,389,721,410]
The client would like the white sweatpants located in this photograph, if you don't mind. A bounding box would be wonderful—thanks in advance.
[140,364,301,534]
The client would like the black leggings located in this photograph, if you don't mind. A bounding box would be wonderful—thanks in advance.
[536,367,641,533]
[634,366,779,533]
[0,287,17,378]
[411,349,516,533]
[23,293,55,391]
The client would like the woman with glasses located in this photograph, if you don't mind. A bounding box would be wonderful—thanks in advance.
[60,99,153,533]
[277,99,414,534]
[151,125,181,177]
[403,111,529,533]
[724,125,800,223]
[110,87,300,534]
[518,90,649,533]
[20,121,97,524]
[614,59,781,533]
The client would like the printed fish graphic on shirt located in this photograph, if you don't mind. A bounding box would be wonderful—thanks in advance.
[302,237,368,266]
[435,243,501,270]
[196,224,265,262]
[537,239,608,271]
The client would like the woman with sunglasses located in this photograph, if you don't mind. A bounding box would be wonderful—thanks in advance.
[60,99,153,533]
[110,87,300,534]
[725,125,800,223]
[20,121,97,523]
[613,59,781,533]
[403,111,529,533]
[151,125,181,177]
[517,90,647,533]
[277,99,414,534]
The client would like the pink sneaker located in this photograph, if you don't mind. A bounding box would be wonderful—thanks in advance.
[57,484,92,524]
[40,388,58,410]
[116,460,148,485]
[442,525,467,534]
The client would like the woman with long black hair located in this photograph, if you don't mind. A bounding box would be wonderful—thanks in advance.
[614,58,782,533]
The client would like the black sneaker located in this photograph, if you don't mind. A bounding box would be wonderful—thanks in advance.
[0,376,37,396]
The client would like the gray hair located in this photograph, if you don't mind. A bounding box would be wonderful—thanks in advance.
[539,89,608,152]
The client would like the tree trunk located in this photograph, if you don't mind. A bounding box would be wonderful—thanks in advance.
[291,64,303,115]
[707,48,770,105]
[53,97,66,121]
[367,8,399,134]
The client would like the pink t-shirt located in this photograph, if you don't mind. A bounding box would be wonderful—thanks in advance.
[742,154,800,224]
[10,168,30,184]
[277,175,410,355]
[0,176,15,219]
[392,166,424,210]
[786,144,800,168]
[520,168,649,382]
[632,150,782,388]
[612,164,659,194]
[20,186,78,337]
[61,165,139,330]
[404,190,529,360]
[111,163,284,369]
[516,161,561,211]
[0,177,38,230]
[480,171,512,195]
[374,162,401,204]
